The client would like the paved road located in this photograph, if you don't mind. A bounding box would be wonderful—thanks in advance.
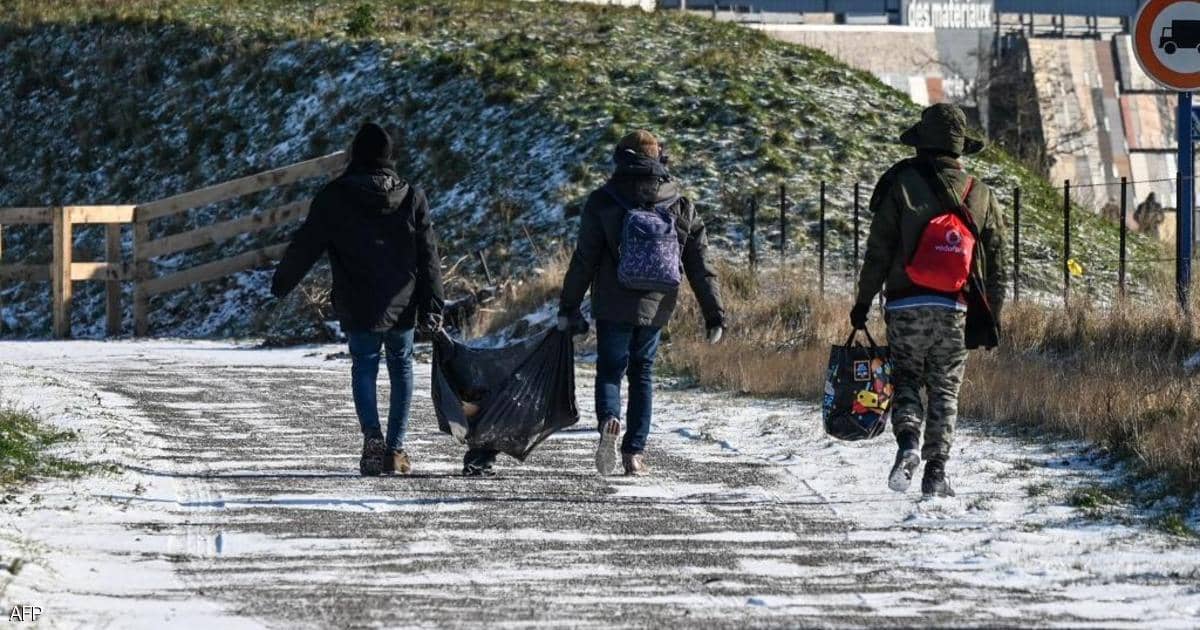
[5,341,1199,629]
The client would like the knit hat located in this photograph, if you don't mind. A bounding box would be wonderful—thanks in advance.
[899,103,985,156]
[615,129,661,160]
[350,122,394,167]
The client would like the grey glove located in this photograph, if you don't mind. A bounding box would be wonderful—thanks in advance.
[706,326,724,345]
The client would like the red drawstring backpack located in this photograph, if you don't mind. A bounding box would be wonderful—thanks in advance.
[905,176,977,293]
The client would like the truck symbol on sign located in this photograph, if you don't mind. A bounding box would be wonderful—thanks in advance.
[1160,20,1200,54]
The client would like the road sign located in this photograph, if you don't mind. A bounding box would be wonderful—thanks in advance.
[1135,1,1200,308]
[1134,0,1200,90]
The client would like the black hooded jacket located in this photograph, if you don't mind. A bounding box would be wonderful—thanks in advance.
[559,153,724,329]
[271,165,445,332]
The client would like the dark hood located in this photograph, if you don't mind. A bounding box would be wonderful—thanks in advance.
[610,149,677,207]
[338,168,410,215]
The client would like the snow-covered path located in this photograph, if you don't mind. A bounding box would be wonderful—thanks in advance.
[1,340,1198,629]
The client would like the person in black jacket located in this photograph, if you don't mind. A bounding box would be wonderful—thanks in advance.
[272,123,444,477]
[558,130,725,477]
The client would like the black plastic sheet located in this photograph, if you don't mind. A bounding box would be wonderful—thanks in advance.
[432,328,579,461]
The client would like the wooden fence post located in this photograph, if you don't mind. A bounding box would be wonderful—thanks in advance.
[106,223,122,336]
[52,206,73,339]
[133,218,150,337]
[0,223,4,336]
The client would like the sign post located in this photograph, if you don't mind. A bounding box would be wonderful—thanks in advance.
[1134,0,1200,309]
[1180,91,1194,309]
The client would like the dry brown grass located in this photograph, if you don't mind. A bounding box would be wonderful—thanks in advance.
[664,266,1200,493]
[662,263,855,400]
[468,247,572,338]
[473,257,1200,493]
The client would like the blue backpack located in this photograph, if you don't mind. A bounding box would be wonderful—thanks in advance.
[603,184,683,293]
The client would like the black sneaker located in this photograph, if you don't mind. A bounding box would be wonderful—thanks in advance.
[462,449,497,477]
[888,447,922,493]
[359,436,386,477]
[921,459,956,497]
[462,462,497,477]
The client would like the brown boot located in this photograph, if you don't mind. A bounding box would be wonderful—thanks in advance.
[383,449,413,475]
[622,452,649,476]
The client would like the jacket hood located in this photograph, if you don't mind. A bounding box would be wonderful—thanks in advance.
[608,173,680,208]
[338,169,410,215]
[610,150,677,207]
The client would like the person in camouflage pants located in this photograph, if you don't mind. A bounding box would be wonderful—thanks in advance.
[885,308,968,463]
[850,104,1007,497]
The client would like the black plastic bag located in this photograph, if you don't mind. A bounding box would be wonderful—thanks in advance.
[432,328,579,461]
[822,329,893,441]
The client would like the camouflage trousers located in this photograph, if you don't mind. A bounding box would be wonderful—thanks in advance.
[885,307,969,461]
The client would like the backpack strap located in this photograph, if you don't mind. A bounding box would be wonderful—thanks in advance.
[603,184,680,214]
[912,158,980,238]
[602,184,636,212]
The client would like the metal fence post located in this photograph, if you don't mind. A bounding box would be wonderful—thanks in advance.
[778,183,786,260]
[1063,180,1071,309]
[853,181,861,267]
[819,181,826,294]
[748,194,758,270]
[1119,177,1128,299]
[1013,187,1021,305]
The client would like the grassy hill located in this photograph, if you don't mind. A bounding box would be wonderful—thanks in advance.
[0,0,1164,337]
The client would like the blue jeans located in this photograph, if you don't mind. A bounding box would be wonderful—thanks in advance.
[348,328,414,452]
[594,320,662,454]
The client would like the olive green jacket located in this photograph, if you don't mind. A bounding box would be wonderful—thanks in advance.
[856,155,1009,316]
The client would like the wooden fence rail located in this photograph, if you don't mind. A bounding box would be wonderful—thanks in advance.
[0,151,347,338]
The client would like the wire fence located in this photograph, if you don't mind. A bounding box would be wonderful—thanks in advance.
[741,175,1190,307]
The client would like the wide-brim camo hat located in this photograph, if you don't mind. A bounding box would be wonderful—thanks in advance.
[899,103,986,156]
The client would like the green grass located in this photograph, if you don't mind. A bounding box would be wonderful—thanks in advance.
[0,0,1171,338]
[0,406,85,487]
[1156,513,1199,539]
[0,0,1165,292]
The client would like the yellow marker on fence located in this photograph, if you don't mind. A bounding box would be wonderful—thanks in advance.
[1068,259,1085,277]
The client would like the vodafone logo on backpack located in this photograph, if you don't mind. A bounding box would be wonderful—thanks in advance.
[907,178,977,293]
[938,229,965,253]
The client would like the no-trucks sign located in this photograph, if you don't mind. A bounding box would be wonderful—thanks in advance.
[1135,0,1200,91]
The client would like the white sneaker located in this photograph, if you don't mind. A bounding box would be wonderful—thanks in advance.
[888,448,922,492]
[595,417,621,475]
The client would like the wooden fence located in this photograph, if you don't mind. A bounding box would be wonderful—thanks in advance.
[0,151,348,338]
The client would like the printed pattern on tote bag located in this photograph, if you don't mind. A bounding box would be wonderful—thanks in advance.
[822,330,893,441]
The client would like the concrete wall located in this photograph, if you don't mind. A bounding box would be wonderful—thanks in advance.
[535,0,655,11]
[1027,34,1184,226]
[749,25,949,105]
